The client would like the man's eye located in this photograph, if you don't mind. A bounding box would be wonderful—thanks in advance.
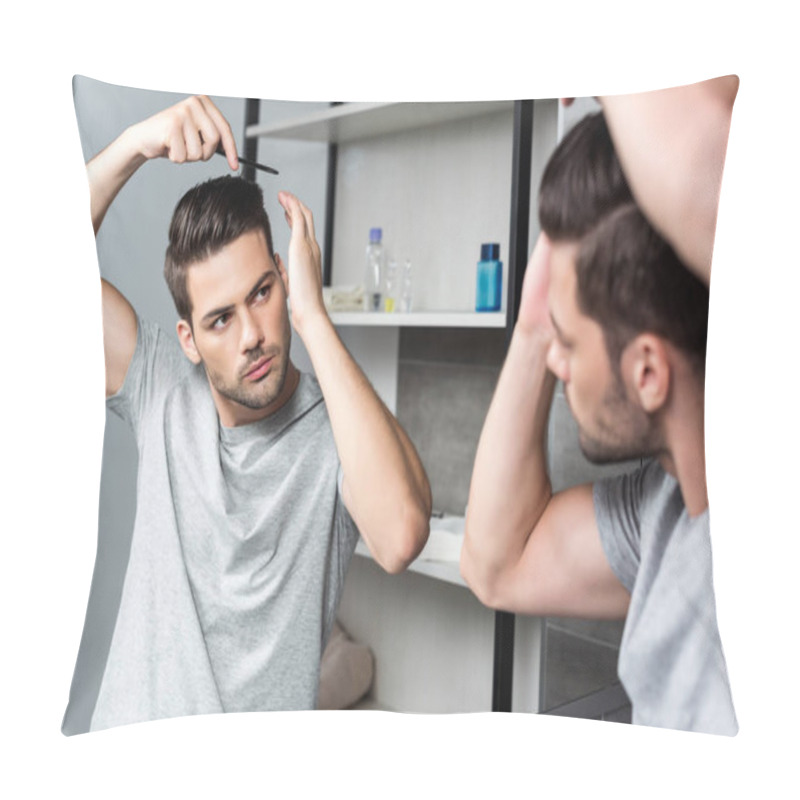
[212,314,230,330]
[255,285,271,301]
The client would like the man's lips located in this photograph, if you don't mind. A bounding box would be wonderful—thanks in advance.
[244,355,273,381]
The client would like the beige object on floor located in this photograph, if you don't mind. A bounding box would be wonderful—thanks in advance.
[318,621,375,710]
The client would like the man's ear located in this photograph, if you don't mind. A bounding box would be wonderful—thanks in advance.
[622,333,671,413]
[176,318,202,365]
[275,253,289,297]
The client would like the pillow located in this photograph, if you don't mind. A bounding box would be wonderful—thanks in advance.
[318,622,375,711]
[64,74,738,738]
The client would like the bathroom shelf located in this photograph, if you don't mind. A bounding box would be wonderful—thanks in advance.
[355,541,465,588]
[246,101,513,144]
[354,516,467,588]
[329,310,506,328]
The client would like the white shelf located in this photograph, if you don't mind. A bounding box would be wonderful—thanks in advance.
[329,310,506,328]
[354,516,467,588]
[246,101,514,144]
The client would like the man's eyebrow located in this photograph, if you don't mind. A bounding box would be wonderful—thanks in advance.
[245,269,275,302]
[200,270,274,325]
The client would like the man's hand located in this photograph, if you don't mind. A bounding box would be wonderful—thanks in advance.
[516,232,554,337]
[89,95,240,397]
[127,95,239,170]
[277,191,327,336]
[275,194,431,574]
[88,95,239,235]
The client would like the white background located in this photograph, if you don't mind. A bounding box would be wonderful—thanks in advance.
[2,1,797,796]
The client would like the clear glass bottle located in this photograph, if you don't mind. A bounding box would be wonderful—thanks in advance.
[384,258,398,312]
[364,227,384,312]
[400,258,413,312]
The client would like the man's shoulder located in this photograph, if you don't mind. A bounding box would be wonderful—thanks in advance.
[593,458,666,510]
[110,315,197,411]
[638,459,678,502]
[291,370,328,412]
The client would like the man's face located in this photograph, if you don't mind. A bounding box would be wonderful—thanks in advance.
[177,228,294,426]
[545,241,659,464]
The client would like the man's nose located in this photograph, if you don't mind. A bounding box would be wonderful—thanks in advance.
[240,308,265,352]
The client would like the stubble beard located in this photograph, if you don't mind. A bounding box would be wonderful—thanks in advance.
[574,374,660,465]
[208,347,289,411]
[204,319,293,412]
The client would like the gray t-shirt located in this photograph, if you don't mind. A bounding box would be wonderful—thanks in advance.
[594,459,738,735]
[91,318,359,731]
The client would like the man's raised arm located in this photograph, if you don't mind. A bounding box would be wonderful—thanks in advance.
[461,235,630,619]
[86,95,239,396]
[276,191,431,575]
[599,76,739,286]
[87,95,239,234]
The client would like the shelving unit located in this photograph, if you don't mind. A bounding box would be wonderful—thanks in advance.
[247,100,535,712]
[328,311,506,328]
[354,515,466,588]
[249,99,519,321]
[246,101,514,145]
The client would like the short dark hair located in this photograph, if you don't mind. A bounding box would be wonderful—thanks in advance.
[164,176,275,322]
[539,111,633,242]
[576,203,709,374]
[539,110,708,372]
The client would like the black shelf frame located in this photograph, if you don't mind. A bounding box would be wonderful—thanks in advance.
[493,99,535,711]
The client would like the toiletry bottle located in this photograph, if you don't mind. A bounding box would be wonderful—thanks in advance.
[400,258,413,312]
[384,258,398,312]
[476,243,502,312]
[364,227,384,312]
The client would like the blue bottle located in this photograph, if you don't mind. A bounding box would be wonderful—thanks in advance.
[476,243,502,312]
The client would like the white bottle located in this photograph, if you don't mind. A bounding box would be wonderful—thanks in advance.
[364,228,384,312]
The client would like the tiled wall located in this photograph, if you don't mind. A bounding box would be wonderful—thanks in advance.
[395,325,636,720]
[396,326,507,515]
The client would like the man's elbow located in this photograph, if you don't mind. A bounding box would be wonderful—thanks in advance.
[377,501,430,575]
[459,544,506,610]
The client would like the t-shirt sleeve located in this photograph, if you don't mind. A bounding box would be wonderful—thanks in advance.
[593,462,653,593]
[106,317,188,437]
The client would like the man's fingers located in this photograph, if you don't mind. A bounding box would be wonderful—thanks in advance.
[182,117,205,162]
[192,111,220,162]
[300,200,316,243]
[280,191,318,246]
[198,95,238,170]
[279,191,307,237]
[164,121,188,163]
[279,192,323,278]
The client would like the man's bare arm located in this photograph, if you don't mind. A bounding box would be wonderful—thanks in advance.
[599,75,739,285]
[277,191,431,574]
[86,96,239,396]
[461,235,630,619]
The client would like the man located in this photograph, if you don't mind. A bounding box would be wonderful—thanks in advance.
[76,95,431,732]
[460,110,737,735]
